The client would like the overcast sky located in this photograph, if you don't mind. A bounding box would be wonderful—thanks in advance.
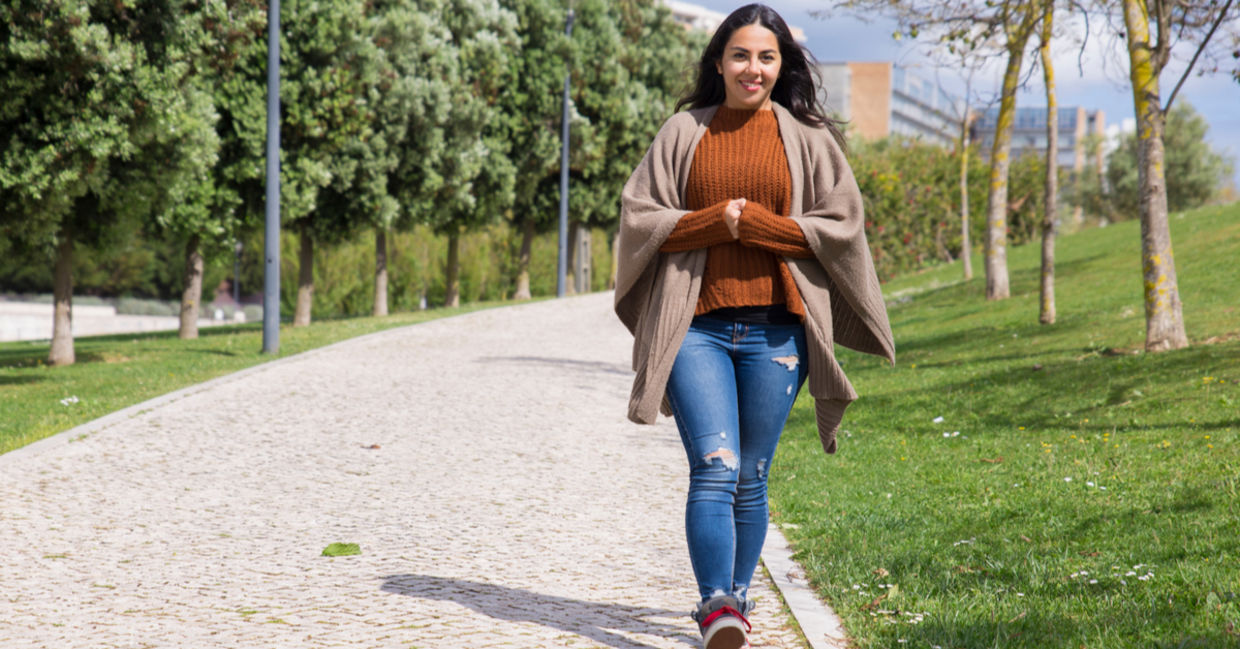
[680,0,1239,185]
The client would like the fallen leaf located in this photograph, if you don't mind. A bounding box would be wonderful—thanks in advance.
[873,568,890,578]
[322,543,361,557]
[980,457,1004,464]
[860,591,889,611]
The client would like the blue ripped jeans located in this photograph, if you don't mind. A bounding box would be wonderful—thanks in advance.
[665,316,808,604]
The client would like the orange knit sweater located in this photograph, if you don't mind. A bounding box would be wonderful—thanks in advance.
[660,105,813,317]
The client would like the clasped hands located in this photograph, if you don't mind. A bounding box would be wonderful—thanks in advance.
[724,198,746,239]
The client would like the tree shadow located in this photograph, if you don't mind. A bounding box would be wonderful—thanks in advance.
[380,574,697,649]
[0,374,44,385]
[853,339,1238,433]
[475,355,632,377]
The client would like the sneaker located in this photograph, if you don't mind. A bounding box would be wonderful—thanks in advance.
[692,595,752,649]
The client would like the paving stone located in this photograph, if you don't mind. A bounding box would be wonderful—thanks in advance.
[0,292,810,648]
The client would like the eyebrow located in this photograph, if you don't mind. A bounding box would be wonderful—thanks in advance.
[727,46,778,55]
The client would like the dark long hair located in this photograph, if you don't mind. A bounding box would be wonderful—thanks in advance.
[676,4,846,151]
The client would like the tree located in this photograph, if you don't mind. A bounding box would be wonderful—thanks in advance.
[427,0,518,307]
[494,0,570,300]
[188,0,271,330]
[979,0,1042,301]
[826,0,1045,300]
[1037,0,1057,324]
[1114,0,1235,350]
[278,0,385,325]
[1103,102,1233,219]
[1,0,219,363]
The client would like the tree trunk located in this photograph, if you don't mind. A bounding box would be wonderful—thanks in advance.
[373,228,389,317]
[294,229,314,327]
[959,108,973,281]
[445,231,461,308]
[48,228,75,366]
[983,46,1025,301]
[576,226,592,294]
[1122,0,1188,351]
[565,220,580,295]
[514,216,534,300]
[1039,6,1057,325]
[610,229,619,290]
[179,233,204,339]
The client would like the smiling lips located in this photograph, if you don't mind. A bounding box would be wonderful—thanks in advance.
[740,79,763,92]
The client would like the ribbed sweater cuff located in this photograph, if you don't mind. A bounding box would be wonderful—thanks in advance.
[660,201,735,252]
[738,203,814,258]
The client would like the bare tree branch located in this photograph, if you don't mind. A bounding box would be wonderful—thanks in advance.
[1164,0,1236,110]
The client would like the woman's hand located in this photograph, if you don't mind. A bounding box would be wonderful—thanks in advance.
[723,198,746,239]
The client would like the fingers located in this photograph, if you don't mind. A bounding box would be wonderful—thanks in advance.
[724,198,744,239]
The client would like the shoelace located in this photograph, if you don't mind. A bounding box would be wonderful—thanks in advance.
[699,605,752,633]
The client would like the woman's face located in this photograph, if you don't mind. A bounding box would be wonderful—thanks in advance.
[715,23,781,111]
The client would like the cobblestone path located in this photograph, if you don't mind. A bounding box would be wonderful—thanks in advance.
[1,292,809,648]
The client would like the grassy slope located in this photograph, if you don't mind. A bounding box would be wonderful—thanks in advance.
[770,203,1240,649]
[0,302,513,455]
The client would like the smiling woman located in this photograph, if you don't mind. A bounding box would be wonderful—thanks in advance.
[615,4,893,649]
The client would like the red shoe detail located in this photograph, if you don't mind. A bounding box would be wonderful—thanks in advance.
[700,606,752,633]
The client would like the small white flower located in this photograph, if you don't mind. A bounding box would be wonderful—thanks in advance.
[1089,579,1099,584]
[933,416,945,423]
[1087,481,1096,487]
[1064,477,1073,482]
[59,396,80,406]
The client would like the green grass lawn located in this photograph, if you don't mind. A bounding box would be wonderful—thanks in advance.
[770,202,1240,648]
[0,301,513,455]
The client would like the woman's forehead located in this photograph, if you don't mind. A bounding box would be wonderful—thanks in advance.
[724,24,779,52]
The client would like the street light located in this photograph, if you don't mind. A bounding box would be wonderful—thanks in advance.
[262,0,281,353]
[556,8,574,298]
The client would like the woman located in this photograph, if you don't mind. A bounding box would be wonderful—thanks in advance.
[615,4,895,648]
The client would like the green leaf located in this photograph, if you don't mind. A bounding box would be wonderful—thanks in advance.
[321,542,362,557]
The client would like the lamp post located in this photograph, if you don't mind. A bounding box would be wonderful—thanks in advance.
[556,9,574,298]
[262,0,281,353]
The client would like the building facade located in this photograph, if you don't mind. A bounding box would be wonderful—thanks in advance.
[816,62,965,147]
[971,106,1106,172]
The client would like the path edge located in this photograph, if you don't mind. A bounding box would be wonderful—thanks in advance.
[0,298,563,468]
[761,524,852,649]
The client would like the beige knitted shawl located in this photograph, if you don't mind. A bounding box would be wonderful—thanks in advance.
[614,103,895,454]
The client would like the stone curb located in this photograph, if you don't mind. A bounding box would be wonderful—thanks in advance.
[761,525,853,648]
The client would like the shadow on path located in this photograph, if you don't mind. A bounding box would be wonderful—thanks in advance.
[475,355,631,376]
[381,574,697,649]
